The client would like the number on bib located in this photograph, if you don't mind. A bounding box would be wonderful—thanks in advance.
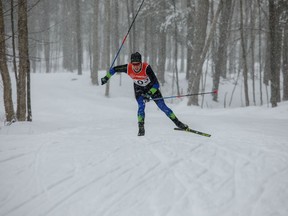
[134,77,151,86]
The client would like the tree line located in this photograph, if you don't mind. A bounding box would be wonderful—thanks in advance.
[0,0,288,124]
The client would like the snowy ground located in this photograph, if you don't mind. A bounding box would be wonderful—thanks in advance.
[0,72,288,216]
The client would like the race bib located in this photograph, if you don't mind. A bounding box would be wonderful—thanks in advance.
[134,77,151,87]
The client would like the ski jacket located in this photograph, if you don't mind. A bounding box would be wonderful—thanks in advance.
[113,63,160,97]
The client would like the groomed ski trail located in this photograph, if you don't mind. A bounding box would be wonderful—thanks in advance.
[1,73,288,216]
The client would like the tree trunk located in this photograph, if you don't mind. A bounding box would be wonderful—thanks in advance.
[43,0,50,73]
[144,17,148,62]
[187,0,209,106]
[104,0,111,97]
[76,0,82,75]
[258,0,263,105]
[27,57,32,121]
[126,0,132,55]
[250,3,257,106]
[240,0,249,106]
[180,42,185,73]
[212,0,232,102]
[150,19,157,69]
[10,0,18,81]
[173,0,180,95]
[17,0,30,121]
[62,1,74,71]
[0,0,15,123]
[264,27,271,86]
[186,0,194,81]
[283,21,288,101]
[130,0,136,51]
[113,1,120,65]
[269,0,282,107]
[157,1,166,85]
[91,0,99,85]
[188,0,222,106]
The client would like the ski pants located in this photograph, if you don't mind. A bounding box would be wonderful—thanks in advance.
[136,90,174,123]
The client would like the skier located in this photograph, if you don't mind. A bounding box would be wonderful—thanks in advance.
[101,52,188,136]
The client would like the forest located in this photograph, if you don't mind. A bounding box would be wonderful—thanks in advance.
[0,0,288,123]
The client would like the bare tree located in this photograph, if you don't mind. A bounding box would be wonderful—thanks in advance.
[188,0,223,106]
[112,0,120,65]
[62,1,73,71]
[10,0,18,80]
[91,0,99,85]
[187,0,209,106]
[0,0,15,123]
[212,0,233,102]
[143,16,149,61]
[42,0,51,73]
[126,0,133,54]
[157,0,167,85]
[17,0,30,121]
[172,0,180,96]
[269,0,282,107]
[257,0,264,105]
[240,0,249,106]
[281,2,288,101]
[283,21,288,101]
[186,0,195,81]
[76,0,82,75]
[249,2,257,106]
[104,0,111,97]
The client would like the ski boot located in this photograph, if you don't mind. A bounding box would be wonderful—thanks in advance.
[172,118,188,130]
[138,122,145,136]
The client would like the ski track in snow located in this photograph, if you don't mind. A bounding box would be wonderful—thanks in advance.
[1,73,288,216]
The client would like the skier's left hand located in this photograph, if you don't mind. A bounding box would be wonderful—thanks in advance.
[101,76,109,85]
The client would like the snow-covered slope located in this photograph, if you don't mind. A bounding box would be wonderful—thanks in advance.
[0,72,288,216]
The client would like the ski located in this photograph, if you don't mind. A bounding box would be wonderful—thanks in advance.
[174,127,211,137]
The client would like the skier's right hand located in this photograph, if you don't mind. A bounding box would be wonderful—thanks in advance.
[101,76,109,85]
[142,92,152,103]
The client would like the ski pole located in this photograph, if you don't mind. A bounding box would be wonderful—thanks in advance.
[152,90,218,101]
[109,0,145,69]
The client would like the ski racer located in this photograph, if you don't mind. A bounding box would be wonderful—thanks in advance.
[101,52,188,136]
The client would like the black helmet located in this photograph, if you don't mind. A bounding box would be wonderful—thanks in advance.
[131,52,142,63]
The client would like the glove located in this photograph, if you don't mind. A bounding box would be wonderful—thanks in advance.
[142,92,152,103]
[101,76,109,85]
[101,68,115,85]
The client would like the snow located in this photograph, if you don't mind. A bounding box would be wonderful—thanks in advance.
[1,72,288,216]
